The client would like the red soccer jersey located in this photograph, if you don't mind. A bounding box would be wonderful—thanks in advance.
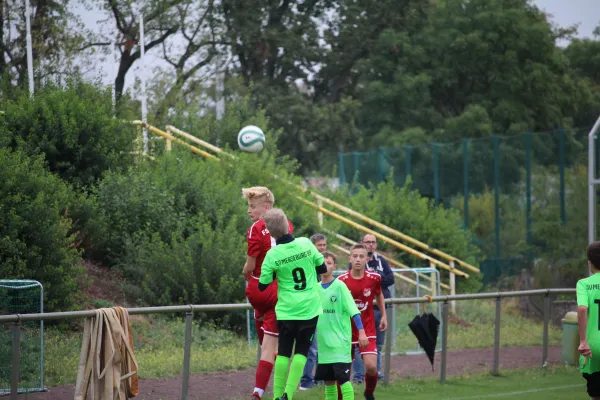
[246,219,294,279]
[338,270,382,340]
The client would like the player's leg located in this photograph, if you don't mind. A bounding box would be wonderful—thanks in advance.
[273,320,296,399]
[351,346,365,383]
[299,333,318,390]
[282,316,318,400]
[359,339,379,400]
[583,372,600,400]
[332,363,354,400]
[315,363,337,400]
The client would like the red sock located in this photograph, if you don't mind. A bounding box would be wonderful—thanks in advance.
[365,373,378,394]
[255,360,273,391]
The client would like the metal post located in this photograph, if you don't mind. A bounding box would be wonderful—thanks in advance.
[463,139,469,228]
[383,309,393,385]
[140,15,148,155]
[377,147,385,181]
[492,296,501,376]
[317,198,323,227]
[353,152,360,183]
[449,261,456,314]
[526,132,532,263]
[430,261,437,297]
[493,136,501,259]
[440,301,449,383]
[542,293,550,368]
[11,322,21,400]
[25,0,34,97]
[256,342,262,364]
[559,129,566,225]
[338,152,345,185]
[405,145,412,181]
[433,143,440,206]
[588,115,600,246]
[181,311,193,400]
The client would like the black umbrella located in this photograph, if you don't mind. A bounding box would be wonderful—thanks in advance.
[408,300,440,371]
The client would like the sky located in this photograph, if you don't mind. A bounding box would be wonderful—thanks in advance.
[76,0,599,92]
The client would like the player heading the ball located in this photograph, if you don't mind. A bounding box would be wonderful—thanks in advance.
[242,187,294,400]
[338,244,387,400]
[258,208,327,400]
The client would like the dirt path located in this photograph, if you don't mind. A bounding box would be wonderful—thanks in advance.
[18,346,563,400]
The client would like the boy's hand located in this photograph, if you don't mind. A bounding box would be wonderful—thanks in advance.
[358,330,369,348]
[579,340,592,364]
[379,314,388,332]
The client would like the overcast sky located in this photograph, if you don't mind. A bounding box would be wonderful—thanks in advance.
[76,0,599,92]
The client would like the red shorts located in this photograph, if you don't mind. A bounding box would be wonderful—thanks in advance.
[246,278,278,337]
[352,338,377,357]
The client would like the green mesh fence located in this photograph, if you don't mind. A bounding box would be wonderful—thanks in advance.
[338,128,592,282]
[0,280,45,394]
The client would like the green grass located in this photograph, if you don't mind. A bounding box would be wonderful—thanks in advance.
[44,315,256,386]
[394,298,562,353]
[242,366,583,400]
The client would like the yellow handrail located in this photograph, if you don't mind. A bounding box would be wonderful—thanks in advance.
[164,124,478,275]
[132,121,217,160]
[326,229,451,291]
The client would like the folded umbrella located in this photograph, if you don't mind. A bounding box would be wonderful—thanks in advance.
[408,297,440,371]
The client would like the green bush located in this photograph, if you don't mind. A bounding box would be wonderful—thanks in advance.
[0,149,84,311]
[0,80,136,187]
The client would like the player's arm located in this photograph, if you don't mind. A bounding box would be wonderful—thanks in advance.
[375,290,387,331]
[243,256,256,281]
[577,280,592,359]
[313,246,326,274]
[258,253,275,292]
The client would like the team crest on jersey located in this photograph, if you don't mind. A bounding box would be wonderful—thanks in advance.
[330,295,337,303]
[363,288,371,297]
[355,300,368,311]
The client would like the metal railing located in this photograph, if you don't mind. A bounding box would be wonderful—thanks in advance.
[1,288,574,399]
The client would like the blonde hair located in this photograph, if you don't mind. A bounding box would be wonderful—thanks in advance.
[263,208,289,238]
[241,186,275,205]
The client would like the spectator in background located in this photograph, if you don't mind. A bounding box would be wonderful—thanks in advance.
[350,234,395,382]
[299,233,328,391]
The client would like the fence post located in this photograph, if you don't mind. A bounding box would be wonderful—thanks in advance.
[181,311,194,400]
[353,152,359,183]
[433,143,440,206]
[383,307,393,386]
[338,152,345,185]
[493,136,501,260]
[377,147,385,182]
[430,261,437,297]
[492,296,501,376]
[11,321,21,400]
[449,261,456,314]
[405,145,412,182]
[317,198,323,227]
[463,138,469,229]
[542,292,550,368]
[526,132,532,263]
[559,128,566,225]
[440,301,449,384]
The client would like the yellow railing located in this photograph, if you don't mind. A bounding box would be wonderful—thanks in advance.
[132,121,480,294]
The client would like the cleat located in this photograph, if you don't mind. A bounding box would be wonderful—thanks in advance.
[364,391,375,400]
[277,394,289,400]
[250,392,261,400]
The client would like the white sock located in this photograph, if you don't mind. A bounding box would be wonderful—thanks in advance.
[253,388,265,397]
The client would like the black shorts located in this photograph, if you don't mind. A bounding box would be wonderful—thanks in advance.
[315,362,352,385]
[277,316,319,358]
[583,372,600,397]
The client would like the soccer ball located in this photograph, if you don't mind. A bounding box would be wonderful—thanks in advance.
[237,125,265,153]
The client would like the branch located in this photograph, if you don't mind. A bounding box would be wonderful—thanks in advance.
[109,0,126,33]
[145,26,179,51]
[77,42,112,51]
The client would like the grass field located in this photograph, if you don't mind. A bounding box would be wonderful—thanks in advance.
[246,366,584,400]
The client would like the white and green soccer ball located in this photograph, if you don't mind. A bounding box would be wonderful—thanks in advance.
[237,125,265,153]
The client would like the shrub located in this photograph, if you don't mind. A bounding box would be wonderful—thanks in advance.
[0,149,84,311]
[0,80,136,188]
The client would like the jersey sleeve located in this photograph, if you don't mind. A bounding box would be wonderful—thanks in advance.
[374,273,382,296]
[577,280,589,307]
[259,251,276,285]
[341,283,360,317]
[247,224,262,258]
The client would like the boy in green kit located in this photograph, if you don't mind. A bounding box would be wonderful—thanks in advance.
[258,208,327,400]
[315,251,369,400]
[578,241,600,400]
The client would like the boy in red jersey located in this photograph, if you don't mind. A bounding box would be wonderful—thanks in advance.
[338,244,387,400]
[242,187,294,400]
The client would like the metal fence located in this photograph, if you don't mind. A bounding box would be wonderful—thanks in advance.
[338,127,593,281]
[1,288,574,400]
